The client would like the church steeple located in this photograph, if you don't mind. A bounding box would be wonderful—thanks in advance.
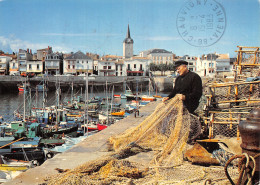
[123,24,134,44]
[126,24,131,38]
[123,24,134,58]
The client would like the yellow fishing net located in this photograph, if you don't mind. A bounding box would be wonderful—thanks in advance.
[46,97,230,185]
[109,96,193,167]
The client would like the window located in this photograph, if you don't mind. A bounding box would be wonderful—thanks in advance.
[73,65,75,69]
[37,64,39,70]
[103,66,107,69]
[68,65,70,69]
[140,64,143,70]
[134,64,136,68]
[29,64,32,69]
[108,66,111,69]
[128,64,130,70]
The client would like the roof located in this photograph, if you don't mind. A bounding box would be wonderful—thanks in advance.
[132,56,149,60]
[123,24,134,44]
[65,51,91,60]
[148,49,172,54]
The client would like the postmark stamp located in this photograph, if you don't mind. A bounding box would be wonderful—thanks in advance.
[176,0,226,47]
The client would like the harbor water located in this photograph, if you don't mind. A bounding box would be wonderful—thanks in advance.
[0,89,168,124]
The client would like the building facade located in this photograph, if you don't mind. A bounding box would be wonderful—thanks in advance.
[140,49,174,65]
[98,61,116,76]
[27,60,44,74]
[18,49,33,73]
[0,55,11,75]
[196,53,232,77]
[63,51,93,75]
[37,46,53,61]
[45,53,63,75]
[124,58,151,76]
[9,59,19,75]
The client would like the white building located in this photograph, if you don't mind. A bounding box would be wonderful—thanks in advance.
[0,55,11,75]
[63,51,93,75]
[27,60,44,74]
[196,53,231,77]
[98,61,116,76]
[9,59,19,75]
[140,49,174,65]
[216,54,231,74]
[124,57,151,76]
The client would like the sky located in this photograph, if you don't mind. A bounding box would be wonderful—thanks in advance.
[0,0,259,58]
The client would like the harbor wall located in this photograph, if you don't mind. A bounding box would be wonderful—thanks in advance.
[0,75,232,93]
[0,76,175,93]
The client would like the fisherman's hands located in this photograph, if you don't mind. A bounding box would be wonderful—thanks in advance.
[162,94,185,102]
[162,97,169,102]
[176,94,185,100]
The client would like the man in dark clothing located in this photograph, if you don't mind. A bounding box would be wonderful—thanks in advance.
[163,60,202,114]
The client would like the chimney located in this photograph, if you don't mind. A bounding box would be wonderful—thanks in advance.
[30,49,32,54]
[27,48,29,53]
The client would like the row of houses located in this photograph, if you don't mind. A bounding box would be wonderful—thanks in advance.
[0,47,235,77]
[0,47,152,77]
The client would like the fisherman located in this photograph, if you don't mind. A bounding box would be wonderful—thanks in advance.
[162,60,202,114]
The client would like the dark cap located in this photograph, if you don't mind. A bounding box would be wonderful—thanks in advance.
[174,60,188,68]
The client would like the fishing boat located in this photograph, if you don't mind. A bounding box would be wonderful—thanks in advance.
[113,94,121,98]
[141,95,156,101]
[17,84,48,92]
[97,123,108,131]
[124,90,137,100]
[0,163,29,171]
[111,110,125,116]
[81,123,98,132]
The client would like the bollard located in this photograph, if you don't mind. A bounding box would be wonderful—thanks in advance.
[238,108,260,184]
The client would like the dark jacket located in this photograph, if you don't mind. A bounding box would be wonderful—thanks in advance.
[168,71,202,113]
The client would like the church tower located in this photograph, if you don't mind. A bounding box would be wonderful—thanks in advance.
[123,24,134,59]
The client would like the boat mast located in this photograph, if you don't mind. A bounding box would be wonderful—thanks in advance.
[86,71,89,136]
[55,75,60,126]
[23,79,26,122]
[84,71,89,136]
[71,82,74,104]
[106,80,109,124]
[109,85,114,125]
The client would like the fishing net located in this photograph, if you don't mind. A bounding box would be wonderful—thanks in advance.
[45,97,238,184]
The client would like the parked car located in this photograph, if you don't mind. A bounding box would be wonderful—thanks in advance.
[21,72,35,78]
[12,72,20,76]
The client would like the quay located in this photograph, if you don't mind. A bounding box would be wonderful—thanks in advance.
[0,75,175,93]
[4,100,161,185]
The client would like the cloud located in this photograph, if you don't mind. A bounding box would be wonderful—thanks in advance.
[0,0,4,2]
[141,36,181,41]
[0,36,70,53]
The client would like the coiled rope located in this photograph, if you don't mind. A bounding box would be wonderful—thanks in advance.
[224,153,260,185]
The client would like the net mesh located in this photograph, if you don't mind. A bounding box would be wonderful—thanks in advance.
[109,96,194,167]
[45,97,238,184]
